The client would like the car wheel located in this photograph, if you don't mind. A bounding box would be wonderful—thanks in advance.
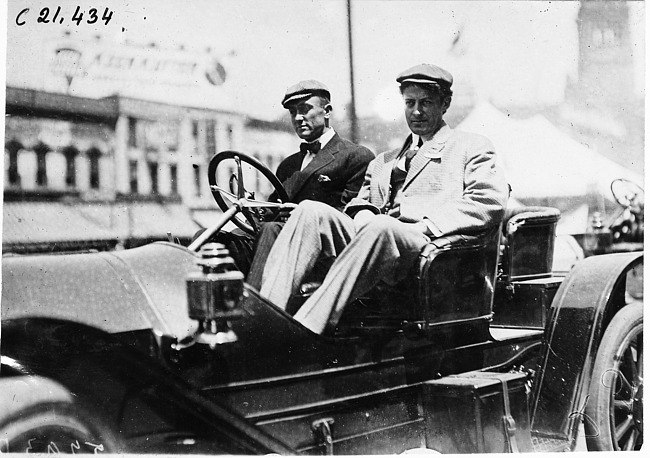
[585,301,643,451]
[0,377,123,454]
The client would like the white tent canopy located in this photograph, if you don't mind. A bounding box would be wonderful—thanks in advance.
[457,102,643,201]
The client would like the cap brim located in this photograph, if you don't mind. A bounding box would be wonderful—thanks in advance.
[282,92,312,107]
[400,77,443,85]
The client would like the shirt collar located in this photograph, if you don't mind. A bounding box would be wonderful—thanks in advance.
[306,127,335,149]
[410,133,422,150]
[414,122,449,147]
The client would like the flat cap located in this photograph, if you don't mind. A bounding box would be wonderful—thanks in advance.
[396,63,453,88]
[281,80,331,108]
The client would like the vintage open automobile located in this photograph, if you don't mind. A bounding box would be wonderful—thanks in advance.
[1,151,643,454]
[585,178,644,256]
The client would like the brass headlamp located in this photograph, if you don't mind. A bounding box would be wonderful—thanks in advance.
[186,243,244,346]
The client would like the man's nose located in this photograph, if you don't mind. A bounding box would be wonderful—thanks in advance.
[412,103,422,115]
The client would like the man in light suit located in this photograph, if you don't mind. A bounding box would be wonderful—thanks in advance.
[244,81,374,287]
[258,64,509,334]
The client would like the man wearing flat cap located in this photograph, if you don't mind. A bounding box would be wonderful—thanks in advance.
[257,63,509,334]
[243,80,374,288]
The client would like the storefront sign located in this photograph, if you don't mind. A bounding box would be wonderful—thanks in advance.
[49,38,226,90]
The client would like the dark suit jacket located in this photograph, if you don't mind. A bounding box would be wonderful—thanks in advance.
[272,132,375,211]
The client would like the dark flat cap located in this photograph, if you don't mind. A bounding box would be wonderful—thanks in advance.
[281,80,331,108]
[396,64,453,88]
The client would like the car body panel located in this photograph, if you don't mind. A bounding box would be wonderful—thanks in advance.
[1,236,642,453]
[2,243,198,337]
[0,317,296,455]
[531,251,643,438]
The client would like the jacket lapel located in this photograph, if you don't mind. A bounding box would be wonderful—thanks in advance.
[280,155,305,198]
[285,133,339,201]
[378,135,411,202]
[403,124,452,190]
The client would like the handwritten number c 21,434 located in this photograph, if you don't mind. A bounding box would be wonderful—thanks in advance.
[16,7,114,26]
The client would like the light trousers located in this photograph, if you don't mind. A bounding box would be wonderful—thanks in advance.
[260,201,429,334]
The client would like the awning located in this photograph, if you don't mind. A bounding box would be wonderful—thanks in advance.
[109,202,201,239]
[3,201,202,249]
[3,201,118,245]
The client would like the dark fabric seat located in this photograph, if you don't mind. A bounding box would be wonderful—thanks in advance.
[500,206,561,281]
[293,206,561,340]
[333,225,503,342]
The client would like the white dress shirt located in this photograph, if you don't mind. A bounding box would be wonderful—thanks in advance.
[395,134,422,171]
[301,128,336,170]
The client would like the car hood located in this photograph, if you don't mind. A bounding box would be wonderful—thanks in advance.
[2,242,199,338]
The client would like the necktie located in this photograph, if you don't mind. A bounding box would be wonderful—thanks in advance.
[300,141,321,156]
[300,141,321,170]
[404,149,418,170]
[404,137,423,170]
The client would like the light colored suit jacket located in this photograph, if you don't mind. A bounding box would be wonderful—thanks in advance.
[345,124,508,236]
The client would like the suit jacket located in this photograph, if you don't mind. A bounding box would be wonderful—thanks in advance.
[273,133,375,211]
[345,124,509,236]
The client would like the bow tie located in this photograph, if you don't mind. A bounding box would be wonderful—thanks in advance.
[300,141,321,156]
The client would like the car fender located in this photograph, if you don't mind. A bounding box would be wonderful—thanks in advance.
[1,317,295,455]
[0,375,73,414]
[530,251,642,442]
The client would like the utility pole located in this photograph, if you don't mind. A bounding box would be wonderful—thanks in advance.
[346,0,358,143]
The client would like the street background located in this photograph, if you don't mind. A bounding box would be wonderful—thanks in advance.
[1,0,645,257]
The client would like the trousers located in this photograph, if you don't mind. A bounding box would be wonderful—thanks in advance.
[260,201,429,334]
[247,221,285,290]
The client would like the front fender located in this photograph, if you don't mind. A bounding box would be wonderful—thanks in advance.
[1,317,294,455]
[530,252,643,441]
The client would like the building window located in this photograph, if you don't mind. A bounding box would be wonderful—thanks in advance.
[148,161,159,194]
[128,117,138,147]
[5,139,22,186]
[63,146,78,188]
[34,142,49,187]
[170,163,178,195]
[87,148,101,189]
[129,160,139,193]
[193,164,202,197]
[192,120,199,139]
[206,121,216,156]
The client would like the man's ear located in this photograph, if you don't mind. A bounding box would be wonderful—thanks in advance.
[324,103,333,118]
[442,96,451,114]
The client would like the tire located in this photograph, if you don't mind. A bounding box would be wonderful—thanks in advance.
[0,377,123,454]
[585,301,643,451]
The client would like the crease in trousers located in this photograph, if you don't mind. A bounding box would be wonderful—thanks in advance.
[247,221,285,290]
[260,201,429,334]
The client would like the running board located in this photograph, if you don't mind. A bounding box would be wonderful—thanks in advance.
[489,325,544,341]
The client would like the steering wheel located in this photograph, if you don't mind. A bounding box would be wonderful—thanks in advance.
[611,178,644,210]
[207,151,290,235]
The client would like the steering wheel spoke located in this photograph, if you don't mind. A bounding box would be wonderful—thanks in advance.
[208,151,290,235]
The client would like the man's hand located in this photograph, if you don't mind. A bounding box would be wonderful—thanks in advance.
[413,220,432,237]
[354,209,375,232]
[276,202,298,222]
[260,202,297,222]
